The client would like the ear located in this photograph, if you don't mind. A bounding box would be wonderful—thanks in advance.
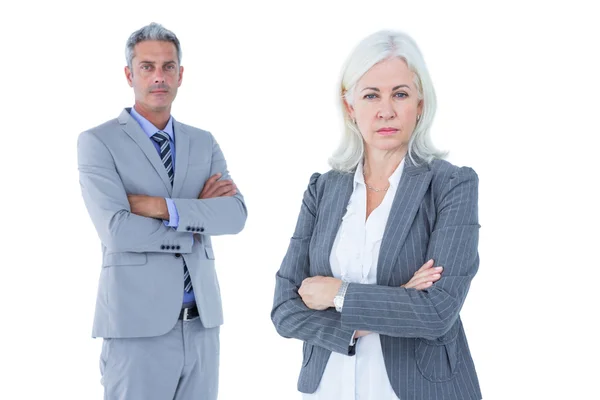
[177,65,184,87]
[125,66,133,87]
[417,99,423,116]
[343,96,355,121]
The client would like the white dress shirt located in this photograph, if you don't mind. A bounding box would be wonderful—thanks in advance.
[303,159,405,400]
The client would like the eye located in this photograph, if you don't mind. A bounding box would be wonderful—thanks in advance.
[363,93,378,100]
[165,64,176,70]
[141,64,152,71]
[394,92,408,98]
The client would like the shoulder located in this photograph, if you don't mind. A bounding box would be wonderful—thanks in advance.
[78,117,121,147]
[429,158,478,187]
[305,169,352,194]
[428,159,479,205]
[175,121,214,142]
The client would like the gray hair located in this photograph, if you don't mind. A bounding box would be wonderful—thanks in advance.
[125,22,182,69]
[329,30,446,172]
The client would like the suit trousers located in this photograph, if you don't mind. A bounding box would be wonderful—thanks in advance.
[100,318,220,400]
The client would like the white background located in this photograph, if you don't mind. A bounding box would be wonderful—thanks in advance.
[1,1,599,399]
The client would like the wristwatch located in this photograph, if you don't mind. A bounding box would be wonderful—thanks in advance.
[334,280,350,312]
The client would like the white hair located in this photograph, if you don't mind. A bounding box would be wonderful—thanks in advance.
[329,30,446,172]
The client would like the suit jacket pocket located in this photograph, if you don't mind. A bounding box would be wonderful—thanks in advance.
[302,342,314,367]
[415,321,461,382]
[102,252,148,267]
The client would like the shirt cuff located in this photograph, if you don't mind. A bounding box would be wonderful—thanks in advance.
[349,331,357,346]
[164,198,179,227]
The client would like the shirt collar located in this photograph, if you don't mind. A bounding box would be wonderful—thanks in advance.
[130,106,174,141]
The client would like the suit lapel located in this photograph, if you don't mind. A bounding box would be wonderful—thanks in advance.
[118,109,172,196]
[320,172,354,276]
[172,121,190,198]
[377,158,432,285]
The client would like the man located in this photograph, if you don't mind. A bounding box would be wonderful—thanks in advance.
[77,22,247,400]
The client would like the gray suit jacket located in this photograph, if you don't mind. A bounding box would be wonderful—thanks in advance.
[271,157,482,399]
[78,108,247,339]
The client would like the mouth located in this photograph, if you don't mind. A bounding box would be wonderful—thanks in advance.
[377,128,399,136]
[150,90,169,94]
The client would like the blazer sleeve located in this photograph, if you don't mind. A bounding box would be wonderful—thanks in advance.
[77,130,194,254]
[340,167,480,340]
[271,173,357,356]
[170,133,247,236]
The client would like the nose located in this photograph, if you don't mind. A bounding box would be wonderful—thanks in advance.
[377,100,396,120]
[153,69,166,83]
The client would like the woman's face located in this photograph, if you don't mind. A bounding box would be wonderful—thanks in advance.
[348,57,422,154]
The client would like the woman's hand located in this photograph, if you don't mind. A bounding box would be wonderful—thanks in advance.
[298,276,342,310]
[401,259,443,290]
[357,260,443,339]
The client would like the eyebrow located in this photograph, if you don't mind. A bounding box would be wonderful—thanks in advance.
[361,84,411,92]
[139,61,177,65]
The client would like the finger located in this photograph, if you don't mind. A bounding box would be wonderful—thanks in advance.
[413,281,434,290]
[416,259,435,273]
[211,183,236,198]
[221,188,237,197]
[417,273,441,285]
[202,179,229,197]
[411,265,443,281]
[406,278,431,289]
[206,173,222,184]
[200,173,223,196]
[202,180,233,198]
[214,188,237,198]
[405,273,441,288]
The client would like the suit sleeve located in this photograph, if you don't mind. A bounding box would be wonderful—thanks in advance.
[170,133,247,236]
[271,173,357,355]
[340,167,480,340]
[77,130,194,254]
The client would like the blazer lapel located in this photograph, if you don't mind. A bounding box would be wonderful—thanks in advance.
[377,158,433,285]
[319,172,354,277]
[118,109,172,196]
[172,121,190,198]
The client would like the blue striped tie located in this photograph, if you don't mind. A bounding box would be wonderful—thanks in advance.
[152,131,192,292]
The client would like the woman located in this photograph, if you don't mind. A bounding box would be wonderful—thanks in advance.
[271,29,482,399]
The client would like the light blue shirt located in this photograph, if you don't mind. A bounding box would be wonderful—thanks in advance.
[130,106,195,304]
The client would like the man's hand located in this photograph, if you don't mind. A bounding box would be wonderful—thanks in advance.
[127,195,169,220]
[298,276,342,311]
[199,173,237,199]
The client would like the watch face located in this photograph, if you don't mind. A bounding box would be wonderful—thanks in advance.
[334,296,342,308]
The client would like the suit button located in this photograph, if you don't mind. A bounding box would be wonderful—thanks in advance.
[176,245,181,250]
[186,226,191,231]
[175,253,181,258]
[160,245,166,250]
[199,227,205,232]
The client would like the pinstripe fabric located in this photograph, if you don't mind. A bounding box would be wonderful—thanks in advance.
[271,157,482,399]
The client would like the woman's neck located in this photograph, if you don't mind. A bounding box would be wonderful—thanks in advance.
[363,147,407,184]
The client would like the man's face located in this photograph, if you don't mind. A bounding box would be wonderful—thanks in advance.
[125,40,183,112]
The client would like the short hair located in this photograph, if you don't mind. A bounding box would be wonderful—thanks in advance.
[125,22,182,69]
[329,30,446,172]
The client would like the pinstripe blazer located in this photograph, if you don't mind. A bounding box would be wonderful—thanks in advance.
[271,157,482,400]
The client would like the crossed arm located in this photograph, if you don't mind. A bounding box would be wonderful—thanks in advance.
[271,168,479,353]
[77,131,247,254]
[127,172,238,220]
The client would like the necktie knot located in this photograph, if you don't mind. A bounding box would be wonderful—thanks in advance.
[152,131,170,144]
